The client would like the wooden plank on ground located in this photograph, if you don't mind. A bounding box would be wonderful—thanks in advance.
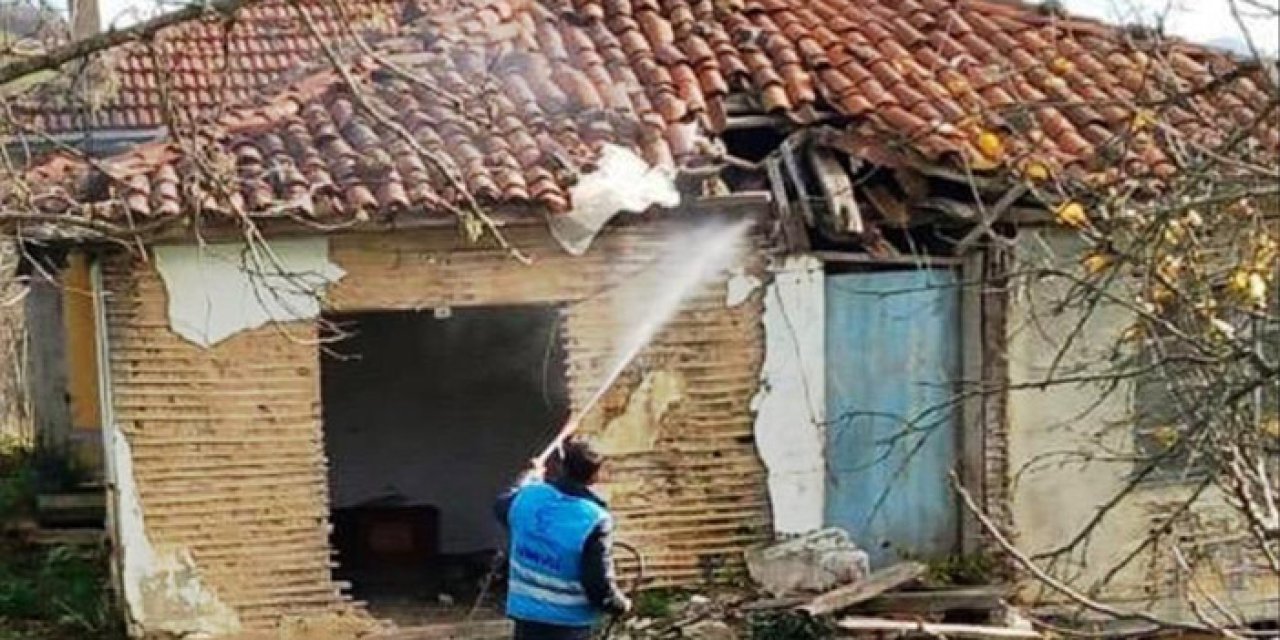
[740,596,810,612]
[837,617,1039,639]
[798,562,926,617]
[855,586,1008,614]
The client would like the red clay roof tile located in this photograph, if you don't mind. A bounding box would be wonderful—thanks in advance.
[20,0,1276,227]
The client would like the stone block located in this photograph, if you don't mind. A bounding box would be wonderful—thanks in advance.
[745,528,870,597]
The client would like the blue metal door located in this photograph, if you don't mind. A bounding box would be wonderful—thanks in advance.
[824,268,961,567]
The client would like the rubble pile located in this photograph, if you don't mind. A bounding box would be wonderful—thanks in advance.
[611,529,1037,639]
[745,528,870,597]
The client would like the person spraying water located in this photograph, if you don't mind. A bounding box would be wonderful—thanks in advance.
[495,440,626,640]
[491,218,752,640]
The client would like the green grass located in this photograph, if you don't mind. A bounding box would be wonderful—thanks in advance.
[924,554,997,587]
[747,611,836,640]
[0,543,123,639]
[0,620,81,640]
[632,588,684,619]
[0,446,123,640]
[0,452,35,523]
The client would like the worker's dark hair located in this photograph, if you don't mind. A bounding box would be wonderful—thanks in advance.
[560,439,605,485]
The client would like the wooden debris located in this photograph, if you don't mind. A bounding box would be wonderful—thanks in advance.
[798,562,926,617]
[779,133,816,228]
[836,617,1040,639]
[854,586,1008,615]
[28,527,106,548]
[892,168,931,204]
[766,157,810,252]
[739,596,810,612]
[808,146,863,234]
[863,184,911,228]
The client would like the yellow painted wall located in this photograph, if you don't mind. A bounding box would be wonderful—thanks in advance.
[61,252,101,475]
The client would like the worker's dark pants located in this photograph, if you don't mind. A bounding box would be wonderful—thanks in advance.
[512,619,594,640]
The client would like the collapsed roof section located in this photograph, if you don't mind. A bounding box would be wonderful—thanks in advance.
[12,0,1278,242]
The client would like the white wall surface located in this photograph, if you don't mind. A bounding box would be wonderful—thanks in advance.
[752,256,826,536]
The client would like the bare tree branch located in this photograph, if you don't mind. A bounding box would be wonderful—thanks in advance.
[949,471,1266,637]
[0,0,266,88]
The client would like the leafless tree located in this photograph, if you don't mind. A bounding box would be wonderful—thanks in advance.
[0,0,317,443]
[0,0,536,443]
[944,2,1279,636]
[0,0,1273,634]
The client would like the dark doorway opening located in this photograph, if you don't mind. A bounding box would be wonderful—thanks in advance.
[320,306,569,626]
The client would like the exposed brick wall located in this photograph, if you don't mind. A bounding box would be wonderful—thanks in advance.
[561,251,769,585]
[103,254,351,634]
[331,222,772,587]
[102,220,771,633]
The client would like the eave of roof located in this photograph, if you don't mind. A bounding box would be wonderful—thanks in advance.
[11,0,1276,239]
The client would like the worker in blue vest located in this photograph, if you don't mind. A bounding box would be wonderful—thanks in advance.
[494,438,631,640]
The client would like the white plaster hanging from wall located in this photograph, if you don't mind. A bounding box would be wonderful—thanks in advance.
[726,267,763,307]
[751,255,826,535]
[113,431,241,637]
[548,143,681,255]
[154,238,345,348]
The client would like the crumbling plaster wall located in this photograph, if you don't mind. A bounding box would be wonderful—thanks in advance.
[112,428,241,637]
[103,251,362,638]
[153,238,345,348]
[1006,227,1276,623]
[102,219,778,638]
[327,223,773,587]
[752,256,825,536]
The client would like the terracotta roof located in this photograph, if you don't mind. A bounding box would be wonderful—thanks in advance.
[25,0,699,223]
[20,0,1278,228]
[22,0,406,133]
[694,0,1276,178]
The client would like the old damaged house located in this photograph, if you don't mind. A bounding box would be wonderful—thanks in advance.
[8,0,1278,636]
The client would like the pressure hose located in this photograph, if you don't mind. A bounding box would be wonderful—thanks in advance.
[600,540,646,639]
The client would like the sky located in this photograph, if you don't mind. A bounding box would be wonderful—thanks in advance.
[75,0,1280,55]
[1062,0,1279,54]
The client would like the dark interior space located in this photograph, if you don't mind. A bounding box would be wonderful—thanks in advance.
[320,306,569,625]
[722,124,789,163]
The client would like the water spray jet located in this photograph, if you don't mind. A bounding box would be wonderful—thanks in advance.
[532,218,752,467]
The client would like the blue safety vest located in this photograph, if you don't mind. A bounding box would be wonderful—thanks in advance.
[506,482,610,627]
